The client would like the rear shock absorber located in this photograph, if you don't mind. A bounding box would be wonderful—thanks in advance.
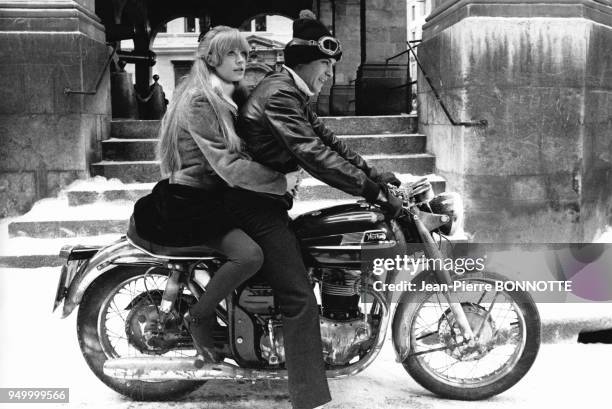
[160,263,185,314]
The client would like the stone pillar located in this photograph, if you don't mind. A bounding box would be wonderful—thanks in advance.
[317,0,334,115]
[331,0,360,115]
[419,0,612,242]
[0,0,111,217]
[363,0,407,62]
[356,0,410,114]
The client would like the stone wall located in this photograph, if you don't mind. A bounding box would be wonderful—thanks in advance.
[419,0,612,242]
[0,0,111,217]
[364,0,408,63]
[330,0,360,85]
[331,0,360,114]
[582,21,612,241]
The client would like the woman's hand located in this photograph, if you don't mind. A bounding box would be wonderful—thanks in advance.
[285,169,305,197]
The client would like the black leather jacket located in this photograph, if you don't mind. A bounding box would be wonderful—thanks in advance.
[237,69,381,202]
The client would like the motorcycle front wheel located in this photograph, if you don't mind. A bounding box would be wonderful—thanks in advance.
[77,266,205,401]
[395,271,540,400]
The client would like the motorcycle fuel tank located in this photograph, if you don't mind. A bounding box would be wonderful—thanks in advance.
[292,202,398,267]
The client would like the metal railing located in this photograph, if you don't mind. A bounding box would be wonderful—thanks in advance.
[64,46,117,95]
[386,40,487,128]
[385,41,419,91]
[383,40,419,113]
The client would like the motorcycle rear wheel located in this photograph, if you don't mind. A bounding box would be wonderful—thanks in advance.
[77,266,205,401]
[397,272,540,400]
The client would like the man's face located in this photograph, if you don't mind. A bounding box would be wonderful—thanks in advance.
[296,58,335,94]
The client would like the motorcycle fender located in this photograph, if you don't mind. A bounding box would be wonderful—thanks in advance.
[390,270,437,363]
[61,238,164,318]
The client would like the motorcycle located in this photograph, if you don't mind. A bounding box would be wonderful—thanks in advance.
[53,178,540,402]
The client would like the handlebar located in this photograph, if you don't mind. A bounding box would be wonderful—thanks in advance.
[387,177,433,206]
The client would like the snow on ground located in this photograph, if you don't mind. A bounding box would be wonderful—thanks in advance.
[593,226,612,242]
[1,267,611,409]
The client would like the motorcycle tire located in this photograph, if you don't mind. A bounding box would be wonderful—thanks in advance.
[76,266,205,401]
[396,271,540,400]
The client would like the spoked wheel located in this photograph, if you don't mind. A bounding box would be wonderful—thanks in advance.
[77,266,205,401]
[396,272,540,400]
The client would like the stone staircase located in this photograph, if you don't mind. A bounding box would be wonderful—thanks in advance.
[5,114,445,247]
[86,115,442,196]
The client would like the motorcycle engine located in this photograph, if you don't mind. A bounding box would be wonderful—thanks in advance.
[259,319,285,365]
[237,269,374,366]
[318,268,372,365]
[320,269,361,320]
[237,284,287,365]
[320,316,371,365]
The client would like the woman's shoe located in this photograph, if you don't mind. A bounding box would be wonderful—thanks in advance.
[184,311,223,365]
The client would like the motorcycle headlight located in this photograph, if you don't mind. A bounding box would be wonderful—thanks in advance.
[428,192,464,235]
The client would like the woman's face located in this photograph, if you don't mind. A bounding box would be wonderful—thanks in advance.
[214,49,247,82]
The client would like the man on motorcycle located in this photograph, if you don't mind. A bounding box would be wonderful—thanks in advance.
[224,10,402,409]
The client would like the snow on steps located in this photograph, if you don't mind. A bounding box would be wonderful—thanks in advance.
[64,174,446,206]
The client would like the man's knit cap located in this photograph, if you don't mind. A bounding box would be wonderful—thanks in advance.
[284,10,342,67]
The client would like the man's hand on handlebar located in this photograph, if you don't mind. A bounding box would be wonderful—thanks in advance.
[374,184,403,218]
[286,169,305,198]
[372,171,401,187]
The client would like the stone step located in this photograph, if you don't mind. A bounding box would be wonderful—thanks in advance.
[7,171,447,239]
[91,154,436,183]
[110,115,418,139]
[102,134,427,161]
[7,199,134,239]
[65,174,446,206]
[6,198,351,239]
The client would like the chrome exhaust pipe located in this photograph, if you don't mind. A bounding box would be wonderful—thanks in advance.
[104,357,289,381]
[104,287,390,382]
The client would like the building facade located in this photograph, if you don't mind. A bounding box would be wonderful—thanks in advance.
[121,15,292,100]
[2,0,611,242]
[0,0,410,218]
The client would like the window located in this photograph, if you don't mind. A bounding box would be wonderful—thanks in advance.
[157,24,167,33]
[255,15,266,32]
[184,17,196,33]
[239,19,250,31]
[172,61,194,86]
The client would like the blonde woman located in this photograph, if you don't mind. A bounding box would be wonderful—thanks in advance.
[132,26,299,363]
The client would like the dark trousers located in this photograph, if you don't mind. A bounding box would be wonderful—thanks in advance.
[224,189,331,409]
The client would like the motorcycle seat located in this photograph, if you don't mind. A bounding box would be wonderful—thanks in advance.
[126,216,225,260]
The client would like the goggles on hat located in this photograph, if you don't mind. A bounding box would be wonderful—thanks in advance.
[287,36,342,56]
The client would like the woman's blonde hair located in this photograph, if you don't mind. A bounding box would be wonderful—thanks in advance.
[157,26,250,177]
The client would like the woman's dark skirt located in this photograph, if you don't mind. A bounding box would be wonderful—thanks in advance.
[132,179,233,247]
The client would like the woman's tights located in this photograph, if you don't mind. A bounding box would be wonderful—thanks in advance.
[188,228,263,348]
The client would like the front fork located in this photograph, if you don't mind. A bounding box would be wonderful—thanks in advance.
[411,212,475,342]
